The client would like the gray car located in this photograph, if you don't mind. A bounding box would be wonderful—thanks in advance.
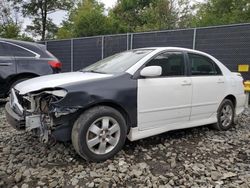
[0,38,61,98]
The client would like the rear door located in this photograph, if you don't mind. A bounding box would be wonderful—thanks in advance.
[0,42,16,96]
[188,53,226,120]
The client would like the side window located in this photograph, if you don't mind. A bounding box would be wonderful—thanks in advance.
[0,43,12,56]
[8,44,35,57]
[146,52,185,77]
[189,53,221,76]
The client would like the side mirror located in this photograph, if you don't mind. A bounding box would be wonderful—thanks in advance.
[140,66,162,77]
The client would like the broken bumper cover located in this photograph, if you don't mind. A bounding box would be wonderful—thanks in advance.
[5,102,25,130]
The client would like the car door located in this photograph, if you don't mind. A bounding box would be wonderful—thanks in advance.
[0,42,16,96]
[137,51,192,131]
[188,53,226,121]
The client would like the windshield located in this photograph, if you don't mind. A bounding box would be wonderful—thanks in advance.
[82,49,153,74]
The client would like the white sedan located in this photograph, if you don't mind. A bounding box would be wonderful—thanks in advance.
[5,47,246,161]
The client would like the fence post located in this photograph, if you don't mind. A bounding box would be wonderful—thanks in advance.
[101,36,104,59]
[192,28,197,50]
[130,33,133,49]
[127,33,129,50]
[71,39,74,72]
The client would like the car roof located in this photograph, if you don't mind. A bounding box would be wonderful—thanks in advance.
[0,38,42,47]
[134,47,217,59]
[135,47,204,54]
[0,38,54,58]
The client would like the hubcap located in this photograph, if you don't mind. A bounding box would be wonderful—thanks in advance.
[220,105,233,127]
[86,117,120,155]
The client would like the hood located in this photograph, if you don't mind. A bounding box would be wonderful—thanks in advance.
[15,72,113,95]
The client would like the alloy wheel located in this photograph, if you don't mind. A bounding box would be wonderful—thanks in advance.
[86,116,121,154]
[220,104,233,127]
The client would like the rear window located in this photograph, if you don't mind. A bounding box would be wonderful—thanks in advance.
[189,53,222,76]
[8,44,35,57]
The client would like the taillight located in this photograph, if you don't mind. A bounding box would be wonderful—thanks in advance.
[48,60,62,69]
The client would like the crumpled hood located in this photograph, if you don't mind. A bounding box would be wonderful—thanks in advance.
[15,72,113,95]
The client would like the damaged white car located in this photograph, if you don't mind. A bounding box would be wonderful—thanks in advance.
[5,47,246,161]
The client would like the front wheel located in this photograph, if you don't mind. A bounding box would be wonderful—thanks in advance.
[71,106,127,162]
[213,99,235,131]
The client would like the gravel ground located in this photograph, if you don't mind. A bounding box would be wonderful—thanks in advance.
[0,102,250,188]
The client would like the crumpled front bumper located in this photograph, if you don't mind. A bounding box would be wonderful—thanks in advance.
[5,102,25,130]
[5,89,77,142]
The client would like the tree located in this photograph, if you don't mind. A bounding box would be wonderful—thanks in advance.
[0,0,21,38]
[57,0,126,39]
[25,18,58,39]
[72,0,107,37]
[109,0,194,32]
[10,0,74,40]
[139,0,178,31]
[193,0,250,27]
[110,0,154,32]
[56,20,73,39]
[176,0,196,28]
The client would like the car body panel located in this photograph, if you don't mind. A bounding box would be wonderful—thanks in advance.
[189,76,226,120]
[15,72,113,95]
[4,47,246,143]
[138,76,192,130]
[0,56,16,95]
[53,73,138,127]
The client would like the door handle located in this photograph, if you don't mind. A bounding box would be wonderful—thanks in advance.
[0,63,13,66]
[217,79,224,84]
[181,80,192,86]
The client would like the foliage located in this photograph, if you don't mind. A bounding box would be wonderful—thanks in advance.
[193,0,250,27]
[25,18,58,40]
[9,0,74,40]
[138,0,178,31]
[109,0,195,32]
[0,0,21,38]
[72,0,107,37]
[3,0,250,40]
[109,0,154,32]
[57,0,127,39]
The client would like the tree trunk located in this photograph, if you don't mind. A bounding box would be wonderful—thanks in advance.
[41,0,47,41]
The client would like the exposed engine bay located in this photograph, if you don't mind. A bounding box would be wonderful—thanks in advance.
[9,88,77,143]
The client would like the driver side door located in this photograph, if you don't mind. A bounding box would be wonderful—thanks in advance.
[137,51,192,131]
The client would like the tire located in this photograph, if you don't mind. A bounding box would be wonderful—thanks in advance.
[213,99,235,131]
[71,106,127,162]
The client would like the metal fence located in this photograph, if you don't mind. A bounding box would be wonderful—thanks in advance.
[41,23,250,80]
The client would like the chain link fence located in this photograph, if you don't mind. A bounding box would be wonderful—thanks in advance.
[41,23,250,80]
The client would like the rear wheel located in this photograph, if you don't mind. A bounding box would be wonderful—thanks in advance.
[71,106,127,161]
[213,99,235,131]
